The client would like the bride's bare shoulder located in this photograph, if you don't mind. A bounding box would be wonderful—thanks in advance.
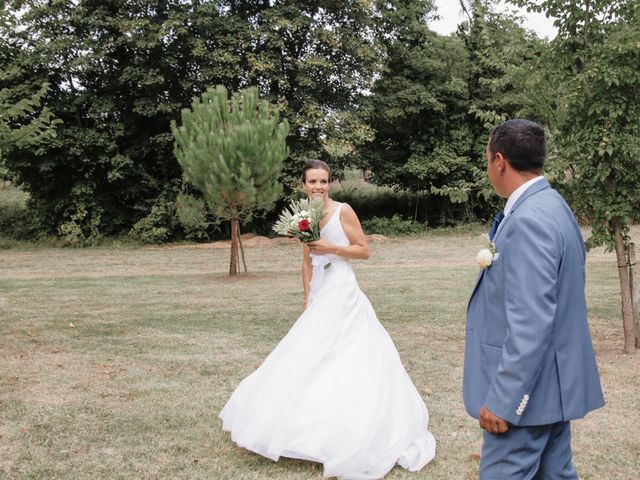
[338,203,360,222]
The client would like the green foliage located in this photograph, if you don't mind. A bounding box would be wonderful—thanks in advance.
[363,1,471,197]
[0,82,60,153]
[175,192,215,241]
[362,1,542,223]
[3,0,635,244]
[0,0,381,240]
[57,204,103,247]
[0,186,36,241]
[514,0,640,250]
[244,1,379,188]
[0,8,59,178]
[129,195,176,245]
[172,85,289,223]
[0,80,60,183]
[362,214,427,236]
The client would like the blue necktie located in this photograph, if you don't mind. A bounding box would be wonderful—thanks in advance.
[489,211,505,241]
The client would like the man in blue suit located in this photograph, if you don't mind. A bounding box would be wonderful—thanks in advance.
[464,119,604,479]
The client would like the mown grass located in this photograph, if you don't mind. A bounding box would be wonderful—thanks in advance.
[1,228,639,479]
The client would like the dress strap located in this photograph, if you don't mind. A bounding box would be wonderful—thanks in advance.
[321,202,343,231]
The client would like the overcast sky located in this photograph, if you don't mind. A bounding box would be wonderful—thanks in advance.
[430,0,558,39]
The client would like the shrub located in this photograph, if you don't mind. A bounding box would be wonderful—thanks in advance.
[57,204,103,246]
[362,214,427,236]
[0,186,39,240]
[129,204,171,244]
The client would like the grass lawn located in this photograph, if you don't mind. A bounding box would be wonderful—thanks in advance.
[1,227,639,479]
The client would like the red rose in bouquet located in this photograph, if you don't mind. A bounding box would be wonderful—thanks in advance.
[298,219,311,231]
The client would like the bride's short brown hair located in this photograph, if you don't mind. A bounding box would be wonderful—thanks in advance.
[302,160,331,181]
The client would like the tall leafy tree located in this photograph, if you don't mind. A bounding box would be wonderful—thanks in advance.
[1,0,379,239]
[238,0,379,188]
[457,0,548,208]
[514,0,640,352]
[0,84,60,183]
[3,0,205,239]
[362,0,542,224]
[362,0,477,225]
[0,8,59,184]
[172,86,289,276]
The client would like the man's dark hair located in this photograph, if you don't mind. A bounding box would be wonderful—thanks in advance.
[488,119,546,173]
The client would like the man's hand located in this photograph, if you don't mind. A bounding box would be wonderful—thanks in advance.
[479,406,509,434]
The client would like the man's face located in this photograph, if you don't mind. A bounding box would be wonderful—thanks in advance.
[486,143,498,190]
[486,141,508,198]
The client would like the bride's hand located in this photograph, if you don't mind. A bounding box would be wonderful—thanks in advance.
[307,239,336,255]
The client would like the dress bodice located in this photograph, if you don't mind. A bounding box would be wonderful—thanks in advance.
[320,202,350,251]
[310,203,352,292]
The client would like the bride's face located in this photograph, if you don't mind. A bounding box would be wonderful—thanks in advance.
[303,168,330,202]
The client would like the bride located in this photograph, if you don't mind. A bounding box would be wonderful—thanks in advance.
[219,160,436,479]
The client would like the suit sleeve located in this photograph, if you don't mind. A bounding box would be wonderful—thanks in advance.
[484,214,561,425]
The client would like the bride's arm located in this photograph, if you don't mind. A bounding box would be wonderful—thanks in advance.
[302,243,312,309]
[307,204,371,260]
[337,204,371,259]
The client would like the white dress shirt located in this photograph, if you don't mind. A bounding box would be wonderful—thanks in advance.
[496,175,545,237]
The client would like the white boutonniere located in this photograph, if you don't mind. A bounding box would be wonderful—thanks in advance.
[476,235,497,269]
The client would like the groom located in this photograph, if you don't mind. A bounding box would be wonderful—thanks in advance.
[464,119,604,479]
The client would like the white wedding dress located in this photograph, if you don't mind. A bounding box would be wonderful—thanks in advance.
[219,203,436,479]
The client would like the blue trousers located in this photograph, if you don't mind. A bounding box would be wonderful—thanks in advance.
[480,421,578,480]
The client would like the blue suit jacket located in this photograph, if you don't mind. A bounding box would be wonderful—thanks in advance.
[464,179,604,426]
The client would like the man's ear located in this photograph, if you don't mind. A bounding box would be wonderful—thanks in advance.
[494,152,507,174]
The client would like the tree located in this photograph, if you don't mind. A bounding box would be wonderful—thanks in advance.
[362,0,542,225]
[0,0,380,240]
[0,83,60,185]
[241,1,379,188]
[172,86,289,276]
[0,8,59,186]
[513,0,640,352]
[362,1,477,225]
[457,0,548,211]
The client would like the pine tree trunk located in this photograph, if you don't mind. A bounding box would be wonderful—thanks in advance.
[237,223,248,273]
[229,217,239,276]
[612,220,635,353]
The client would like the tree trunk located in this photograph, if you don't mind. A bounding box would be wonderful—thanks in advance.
[629,243,640,348]
[612,220,635,353]
[238,223,248,273]
[229,217,239,276]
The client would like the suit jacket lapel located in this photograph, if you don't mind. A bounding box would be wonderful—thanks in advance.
[468,178,551,305]
[468,269,486,307]
[491,178,550,243]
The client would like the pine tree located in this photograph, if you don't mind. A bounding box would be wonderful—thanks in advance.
[171,85,289,275]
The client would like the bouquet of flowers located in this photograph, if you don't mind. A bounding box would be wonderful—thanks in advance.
[272,198,325,242]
